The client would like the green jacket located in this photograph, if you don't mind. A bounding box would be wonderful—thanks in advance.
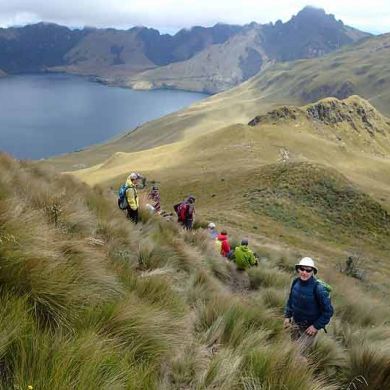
[234,245,256,270]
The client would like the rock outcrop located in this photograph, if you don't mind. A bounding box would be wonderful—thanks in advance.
[248,95,390,138]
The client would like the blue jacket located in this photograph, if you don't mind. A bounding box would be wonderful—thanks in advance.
[284,276,333,330]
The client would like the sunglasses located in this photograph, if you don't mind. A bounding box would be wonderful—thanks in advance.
[298,266,313,273]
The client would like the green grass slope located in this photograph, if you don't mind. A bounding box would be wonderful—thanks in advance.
[2,153,390,389]
[44,33,390,175]
[247,33,390,115]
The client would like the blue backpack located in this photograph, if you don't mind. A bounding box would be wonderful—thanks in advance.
[117,184,129,210]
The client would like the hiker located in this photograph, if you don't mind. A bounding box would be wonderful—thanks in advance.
[134,172,147,189]
[207,222,218,239]
[147,186,161,213]
[125,172,139,224]
[284,257,334,352]
[215,230,231,257]
[234,239,257,270]
[174,195,196,230]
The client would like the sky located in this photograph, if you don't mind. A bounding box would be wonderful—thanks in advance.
[0,0,388,35]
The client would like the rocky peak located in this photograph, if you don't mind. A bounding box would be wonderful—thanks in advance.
[295,6,328,20]
[289,6,339,28]
[248,96,390,137]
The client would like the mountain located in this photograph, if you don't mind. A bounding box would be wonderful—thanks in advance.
[0,22,88,73]
[0,7,369,92]
[245,32,390,115]
[124,7,370,93]
[0,22,242,77]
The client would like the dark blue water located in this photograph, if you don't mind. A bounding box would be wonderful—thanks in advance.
[0,74,207,159]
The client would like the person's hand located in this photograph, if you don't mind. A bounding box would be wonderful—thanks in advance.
[284,318,291,328]
[305,325,318,336]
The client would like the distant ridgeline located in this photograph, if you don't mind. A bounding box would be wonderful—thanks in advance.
[0,7,370,93]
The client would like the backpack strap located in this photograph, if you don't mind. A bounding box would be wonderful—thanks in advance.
[313,280,328,333]
[289,277,299,298]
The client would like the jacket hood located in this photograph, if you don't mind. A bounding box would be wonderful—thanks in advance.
[238,245,249,252]
[217,234,228,241]
[126,178,135,187]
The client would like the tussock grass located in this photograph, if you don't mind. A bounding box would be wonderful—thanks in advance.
[201,348,242,388]
[2,154,390,388]
[308,335,347,380]
[247,265,291,290]
[346,343,390,390]
[161,343,208,389]
[242,341,337,390]
[336,294,389,328]
[196,295,281,349]
[260,287,287,312]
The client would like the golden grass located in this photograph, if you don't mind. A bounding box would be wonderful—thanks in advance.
[2,150,390,388]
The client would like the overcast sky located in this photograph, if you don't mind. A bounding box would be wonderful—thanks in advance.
[0,0,388,35]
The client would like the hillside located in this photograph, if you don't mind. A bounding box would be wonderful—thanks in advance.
[114,7,371,93]
[0,22,241,76]
[43,30,390,180]
[0,7,369,92]
[246,32,390,115]
[2,153,390,389]
[62,96,390,265]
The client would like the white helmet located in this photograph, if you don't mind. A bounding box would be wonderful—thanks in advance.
[295,257,318,274]
[129,172,138,180]
[208,222,216,229]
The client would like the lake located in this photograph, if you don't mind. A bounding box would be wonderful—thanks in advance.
[0,74,207,160]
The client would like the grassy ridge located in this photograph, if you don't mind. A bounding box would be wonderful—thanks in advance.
[2,154,390,389]
[246,162,390,246]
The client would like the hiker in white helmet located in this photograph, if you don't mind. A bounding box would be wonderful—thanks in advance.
[207,222,218,239]
[284,257,334,352]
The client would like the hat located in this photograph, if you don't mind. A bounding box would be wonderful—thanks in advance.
[241,238,249,246]
[152,186,159,190]
[208,222,216,229]
[295,257,318,274]
[187,195,196,203]
[220,230,227,235]
[129,172,138,180]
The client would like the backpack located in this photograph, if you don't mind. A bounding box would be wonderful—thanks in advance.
[117,184,129,210]
[174,202,188,222]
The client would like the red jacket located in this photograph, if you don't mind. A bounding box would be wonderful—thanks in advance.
[216,234,231,257]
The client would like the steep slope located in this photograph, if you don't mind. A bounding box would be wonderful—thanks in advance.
[52,28,157,77]
[126,25,269,93]
[0,22,242,78]
[125,7,370,93]
[70,96,390,230]
[3,154,390,389]
[0,22,87,73]
[245,32,390,114]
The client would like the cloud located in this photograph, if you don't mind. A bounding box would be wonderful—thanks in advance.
[0,0,389,34]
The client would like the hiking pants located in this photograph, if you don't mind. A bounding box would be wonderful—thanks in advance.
[127,207,139,224]
[290,321,316,353]
[182,219,193,230]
